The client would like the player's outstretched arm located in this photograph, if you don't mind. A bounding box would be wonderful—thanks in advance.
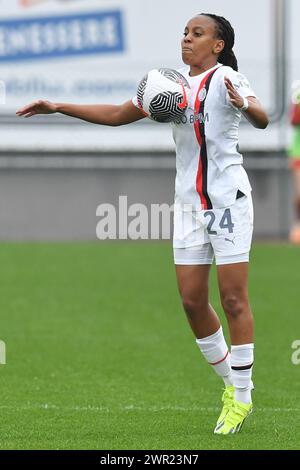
[16,100,145,126]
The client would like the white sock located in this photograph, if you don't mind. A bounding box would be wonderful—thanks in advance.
[196,327,232,387]
[231,344,254,404]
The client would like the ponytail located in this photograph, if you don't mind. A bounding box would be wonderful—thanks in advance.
[200,13,239,71]
[219,48,238,72]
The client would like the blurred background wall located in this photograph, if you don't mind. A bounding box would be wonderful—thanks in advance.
[0,0,298,240]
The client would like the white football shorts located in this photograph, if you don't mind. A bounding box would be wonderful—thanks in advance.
[173,194,254,266]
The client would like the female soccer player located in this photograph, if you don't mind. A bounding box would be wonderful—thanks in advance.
[16,13,269,435]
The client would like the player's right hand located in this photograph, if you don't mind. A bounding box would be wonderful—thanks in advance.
[16,100,57,118]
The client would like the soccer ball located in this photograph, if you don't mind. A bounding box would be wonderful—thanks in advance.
[137,68,190,123]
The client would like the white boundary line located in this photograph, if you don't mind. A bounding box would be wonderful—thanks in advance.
[0,404,299,413]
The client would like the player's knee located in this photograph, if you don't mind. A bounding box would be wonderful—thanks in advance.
[181,295,208,318]
[221,293,247,319]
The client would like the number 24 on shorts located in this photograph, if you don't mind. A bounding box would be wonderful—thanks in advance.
[204,208,234,235]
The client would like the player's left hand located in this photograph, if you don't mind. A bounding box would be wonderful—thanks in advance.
[224,76,244,109]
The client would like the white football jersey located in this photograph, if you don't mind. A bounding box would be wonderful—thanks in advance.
[133,63,257,211]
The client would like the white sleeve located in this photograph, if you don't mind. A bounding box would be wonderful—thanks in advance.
[228,71,257,100]
[132,96,139,109]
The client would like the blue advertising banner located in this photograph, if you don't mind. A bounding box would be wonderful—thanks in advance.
[0,9,125,62]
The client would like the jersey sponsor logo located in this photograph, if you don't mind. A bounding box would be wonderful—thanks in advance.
[191,112,209,124]
[0,10,125,62]
[174,112,209,125]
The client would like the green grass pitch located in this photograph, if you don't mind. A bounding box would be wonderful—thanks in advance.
[0,243,299,450]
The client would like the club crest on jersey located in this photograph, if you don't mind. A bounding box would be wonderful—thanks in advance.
[198,88,207,101]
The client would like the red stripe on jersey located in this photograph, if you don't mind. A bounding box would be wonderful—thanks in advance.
[193,67,219,210]
[194,73,211,145]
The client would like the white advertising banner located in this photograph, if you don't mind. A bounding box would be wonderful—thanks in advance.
[0,0,290,151]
